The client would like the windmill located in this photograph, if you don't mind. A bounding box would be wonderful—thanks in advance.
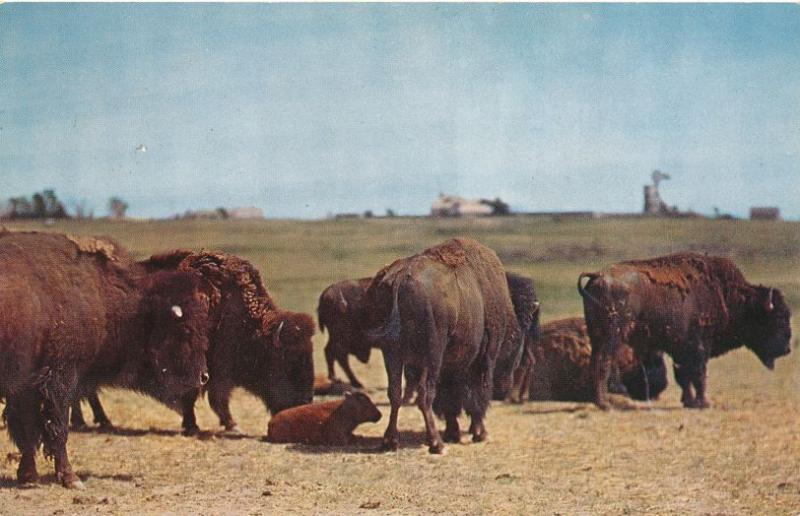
[644,170,671,215]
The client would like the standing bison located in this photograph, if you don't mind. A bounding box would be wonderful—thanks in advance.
[578,252,791,410]
[365,238,520,453]
[512,317,667,403]
[317,278,373,388]
[0,232,211,488]
[74,250,316,435]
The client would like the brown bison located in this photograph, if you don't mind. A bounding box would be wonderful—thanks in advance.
[512,317,667,402]
[71,250,316,435]
[365,238,520,453]
[0,232,211,488]
[317,277,373,388]
[578,253,792,410]
[493,272,540,400]
[266,391,381,445]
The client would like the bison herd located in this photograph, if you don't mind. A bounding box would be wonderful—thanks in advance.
[0,231,792,488]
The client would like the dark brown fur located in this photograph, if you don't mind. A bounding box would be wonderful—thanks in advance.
[266,391,381,445]
[364,238,520,453]
[512,317,667,402]
[579,252,792,409]
[74,250,315,435]
[317,278,373,388]
[0,232,210,488]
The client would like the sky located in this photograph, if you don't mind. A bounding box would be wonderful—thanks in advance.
[1,4,799,219]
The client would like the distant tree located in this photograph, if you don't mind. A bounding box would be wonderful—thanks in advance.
[108,197,129,219]
[386,208,396,218]
[215,207,229,220]
[363,210,374,219]
[8,197,32,219]
[43,189,67,218]
[31,193,46,218]
[482,197,511,216]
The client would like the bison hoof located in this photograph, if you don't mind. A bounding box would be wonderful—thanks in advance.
[17,470,39,486]
[223,425,242,436]
[379,438,399,452]
[443,432,461,444]
[182,426,200,437]
[472,431,488,443]
[428,441,444,454]
[687,399,710,409]
[595,399,612,411]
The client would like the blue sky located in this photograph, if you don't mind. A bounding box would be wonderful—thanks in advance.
[1,4,798,219]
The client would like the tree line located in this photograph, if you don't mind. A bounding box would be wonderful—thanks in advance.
[2,190,128,220]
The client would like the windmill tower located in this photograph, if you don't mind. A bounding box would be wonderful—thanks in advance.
[643,170,671,215]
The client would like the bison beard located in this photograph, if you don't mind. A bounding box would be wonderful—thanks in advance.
[365,238,520,453]
[578,252,791,410]
[0,232,210,489]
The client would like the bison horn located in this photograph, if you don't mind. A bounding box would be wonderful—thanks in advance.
[273,320,284,348]
[766,288,774,312]
[171,305,183,318]
[532,301,541,314]
[338,290,348,312]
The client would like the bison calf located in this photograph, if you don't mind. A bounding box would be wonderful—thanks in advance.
[266,391,381,445]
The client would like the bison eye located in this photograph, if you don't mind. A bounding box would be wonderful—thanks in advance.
[171,305,183,319]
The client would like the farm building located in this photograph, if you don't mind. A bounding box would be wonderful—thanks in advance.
[750,207,781,221]
[430,194,494,217]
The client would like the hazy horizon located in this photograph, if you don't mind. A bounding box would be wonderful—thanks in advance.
[2,4,799,220]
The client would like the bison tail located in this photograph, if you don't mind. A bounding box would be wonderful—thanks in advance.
[366,284,401,346]
[577,272,601,306]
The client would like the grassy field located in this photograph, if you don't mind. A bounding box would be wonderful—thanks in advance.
[0,216,798,514]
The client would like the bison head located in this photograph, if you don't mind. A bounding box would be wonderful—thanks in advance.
[742,286,792,370]
[137,271,211,408]
[261,311,315,414]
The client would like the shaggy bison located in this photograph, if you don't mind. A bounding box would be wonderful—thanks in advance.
[317,278,372,388]
[71,250,316,435]
[266,391,381,445]
[493,272,540,400]
[365,238,520,453]
[0,232,210,488]
[512,317,667,402]
[578,252,791,410]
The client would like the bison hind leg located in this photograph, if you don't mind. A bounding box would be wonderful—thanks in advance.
[4,392,44,485]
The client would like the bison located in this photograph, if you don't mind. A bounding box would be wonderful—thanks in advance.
[578,252,791,410]
[266,391,381,445]
[511,317,667,402]
[365,238,521,453]
[493,272,541,400]
[317,278,373,388]
[70,250,316,436]
[0,232,211,488]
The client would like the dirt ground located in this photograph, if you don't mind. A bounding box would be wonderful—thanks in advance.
[0,217,798,514]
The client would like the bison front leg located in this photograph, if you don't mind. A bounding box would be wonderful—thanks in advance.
[208,382,239,433]
[380,346,403,452]
[180,390,201,436]
[87,392,113,430]
[324,342,338,381]
[69,399,88,431]
[673,362,695,407]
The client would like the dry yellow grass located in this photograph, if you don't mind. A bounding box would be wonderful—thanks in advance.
[0,216,798,514]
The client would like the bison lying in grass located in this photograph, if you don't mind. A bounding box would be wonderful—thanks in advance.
[365,238,521,453]
[71,250,316,436]
[266,391,381,445]
[511,317,667,403]
[579,252,791,410]
[0,232,211,489]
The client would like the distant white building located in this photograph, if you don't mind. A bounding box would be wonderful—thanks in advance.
[228,207,264,219]
[430,194,493,217]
